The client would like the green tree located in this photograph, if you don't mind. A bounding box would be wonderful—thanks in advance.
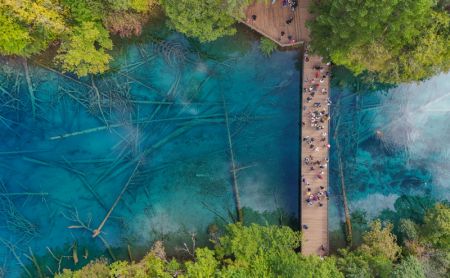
[337,249,393,278]
[437,0,450,10]
[0,9,31,56]
[56,22,113,77]
[0,0,162,75]
[336,220,402,278]
[391,256,425,278]
[226,0,255,18]
[422,203,450,249]
[2,0,66,35]
[383,11,450,83]
[259,37,278,57]
[308,0,450,83]
[61,0,104,23]
[399,219,419,242]
[185,248,219,278]
[421,249,450,278]
[160,0,236,42]
[360,220,401,261]
[215,223,301,275]
[215,223,343,277]
[107,0,157,12]
[336,249,372,278]
[298,256,344,278]
[365,255,394,278]
[0,0,66,55]
[140,255,172,278]
[57,259,110,277]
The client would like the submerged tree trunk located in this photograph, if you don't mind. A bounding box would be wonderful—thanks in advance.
[22,58,36,118]
[92,160,141,238]
[222,92,243,223]
[336,140,353,246]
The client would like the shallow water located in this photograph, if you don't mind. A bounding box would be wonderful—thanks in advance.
[0,31,300,276]
[329,72,450,248]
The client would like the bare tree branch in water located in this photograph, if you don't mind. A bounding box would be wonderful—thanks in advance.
[176,232,197,259]
[61,208,116,260]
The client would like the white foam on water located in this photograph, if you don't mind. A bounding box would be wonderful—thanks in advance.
[128,208,182,244]
[379,73,450,200]
[240,172,278,213]
[351,193,399,219]
[195,61,209,73]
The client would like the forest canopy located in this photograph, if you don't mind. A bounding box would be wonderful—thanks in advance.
[159,0,237,43]
[0,0,448,81]
[51,203,449,277]
[308,0,450,83]
[0,0,157,76]
[0,0,263,77]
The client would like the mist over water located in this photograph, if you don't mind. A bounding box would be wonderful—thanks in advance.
[329,72,450,246]
[379,74,450,199]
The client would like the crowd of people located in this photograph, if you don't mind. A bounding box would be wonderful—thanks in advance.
[301,47,331,209]
[281,0,298,11]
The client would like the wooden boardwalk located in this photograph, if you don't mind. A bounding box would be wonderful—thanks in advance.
[241,0,312,46]
[241,0,329,256]
[300,54,330,256]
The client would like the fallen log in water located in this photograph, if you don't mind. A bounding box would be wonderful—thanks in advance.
[0,150,49,156]
[201,201,230,224]
[0,237,32,277]
[221,92,243,222]
[92,160,141,238]
[49,113,224,140]
[333,105,353,246]
[0,192,48,197]
[22,156,107,210]
[24,247,44,278]
[127,245,133,262]
[63,209,116,260]
[0,183,39,240]
[46,247,64,274]
[32,61,92,88]
[50,124,122,140]
[22,59,36,118]
[334,127,353,246]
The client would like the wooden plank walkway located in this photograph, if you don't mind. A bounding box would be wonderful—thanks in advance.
[240,0,312,46]
[300,54,330,256]
[241,0,330,256]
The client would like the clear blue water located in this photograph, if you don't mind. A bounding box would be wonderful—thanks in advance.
[329,72,450,247]
[0,29,300,276]
[1,21,449,276]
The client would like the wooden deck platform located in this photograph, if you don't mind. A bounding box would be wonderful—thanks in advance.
[300,54,330,256]
[240,0,329,256]
[241,0,312,46]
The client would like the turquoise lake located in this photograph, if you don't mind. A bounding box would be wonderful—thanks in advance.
[0,23,449,276]
[329,71,450,247]
[0,27,300,276]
